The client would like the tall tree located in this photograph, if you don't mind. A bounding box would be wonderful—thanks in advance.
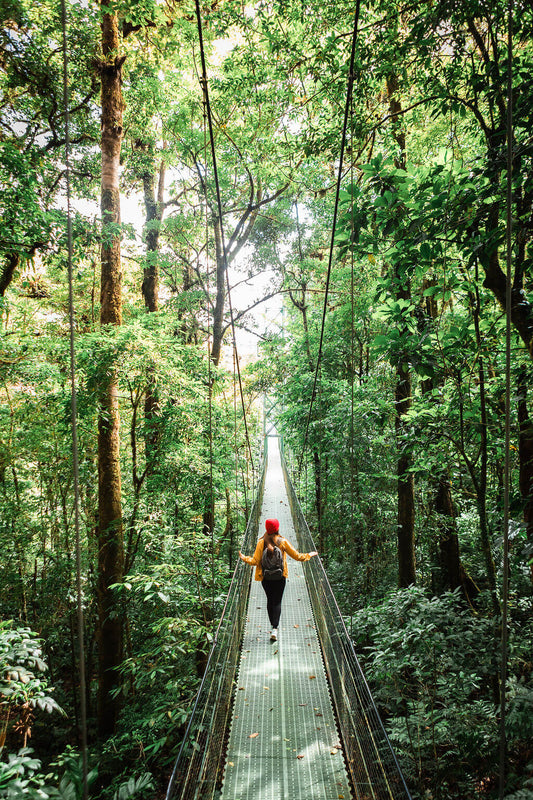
[0,0,97,299]
[96,5,125,737]
[386,71,416,587]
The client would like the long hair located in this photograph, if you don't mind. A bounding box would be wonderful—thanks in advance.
[264,531,280,554]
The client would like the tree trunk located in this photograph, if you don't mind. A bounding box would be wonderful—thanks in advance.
[140,155,164,470]
[313,448,323,550]
[97,7,125,738]
[517,367,533,584]
[141,155,164,312]
[396,366,416,587]
[210,214,226,366]
[434,472,462,591]
[419,281,472,597]
[471,279,500,616]
[0,253,21,297]
[387,71,416,588]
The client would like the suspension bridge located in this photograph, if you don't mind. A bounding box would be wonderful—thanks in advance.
[166,436,412,800]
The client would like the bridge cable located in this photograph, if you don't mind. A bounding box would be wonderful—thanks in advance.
[298,0,361,476]
[349,81,356,604]
[234,349,240,555]
[59,1,88,796]
[499,0,513,795]
[194,0,254,477]
[202,89,216,617]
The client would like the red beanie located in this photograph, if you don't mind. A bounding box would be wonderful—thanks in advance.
[265,518,279,534]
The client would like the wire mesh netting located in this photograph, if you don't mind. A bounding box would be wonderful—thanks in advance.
[165,460,267,800]
[281,451,413,800]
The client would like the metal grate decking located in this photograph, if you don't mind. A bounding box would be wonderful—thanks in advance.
[220,438,352,800]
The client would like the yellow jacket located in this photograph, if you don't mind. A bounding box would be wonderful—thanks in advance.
[241,536,311,581]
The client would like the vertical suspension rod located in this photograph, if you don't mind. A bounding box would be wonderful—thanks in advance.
[60,1,88,796]
[499,0,513,796]
[203,93,216,616]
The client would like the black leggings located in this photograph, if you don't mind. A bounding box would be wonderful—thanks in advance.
[261,578,286,628]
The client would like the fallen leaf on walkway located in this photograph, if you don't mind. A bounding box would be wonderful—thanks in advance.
[297,754,304,760]
[298,703,307,707]
[238,687,244,691]
[228,762,234,767]
[330,749,338,755]
[294,624,299,628]
[309,674,316,679]
[248,732,259,739]
[263,686,270,690]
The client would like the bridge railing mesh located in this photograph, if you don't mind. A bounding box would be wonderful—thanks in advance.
[281,452,413,800]
[166,458,267,800]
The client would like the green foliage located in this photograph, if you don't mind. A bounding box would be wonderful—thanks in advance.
[113,773,154,800]
[504,765,533,800]
[0,622,63,751]
[0,748,53,799]
[2,0,533,796]
[352,588,502,798]
[0,746,98,800]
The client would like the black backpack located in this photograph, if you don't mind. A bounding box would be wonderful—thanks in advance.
[262,543,284,580]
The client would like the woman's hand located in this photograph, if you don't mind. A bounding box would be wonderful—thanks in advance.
[309,551,318,557]
[238,551,244,560]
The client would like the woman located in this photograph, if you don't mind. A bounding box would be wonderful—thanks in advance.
[239,518,318,641]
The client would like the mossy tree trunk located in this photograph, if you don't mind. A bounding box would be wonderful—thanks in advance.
[387,71,416,588]
[97,6,125,738]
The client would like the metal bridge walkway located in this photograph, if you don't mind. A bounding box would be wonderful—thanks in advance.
[166,436,412,800]
[220,438,352,800]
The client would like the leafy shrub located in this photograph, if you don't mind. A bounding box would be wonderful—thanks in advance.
[352,587,500,799]
[0,621,63,750]
[0,748,53,799]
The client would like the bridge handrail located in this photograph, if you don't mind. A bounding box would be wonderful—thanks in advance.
[166,456,267,800]
[281,451,413,800]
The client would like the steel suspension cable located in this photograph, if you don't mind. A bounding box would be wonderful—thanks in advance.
[59,1,88,796]
[194,0,254,475]
[203,93,216,617]
[233,349,239,556]
[499,0,513,795]
[349,88,356,580]
[298,0,361,475]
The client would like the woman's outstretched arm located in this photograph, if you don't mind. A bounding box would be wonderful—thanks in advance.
[239,539,263,566]
[283,539,318,561]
